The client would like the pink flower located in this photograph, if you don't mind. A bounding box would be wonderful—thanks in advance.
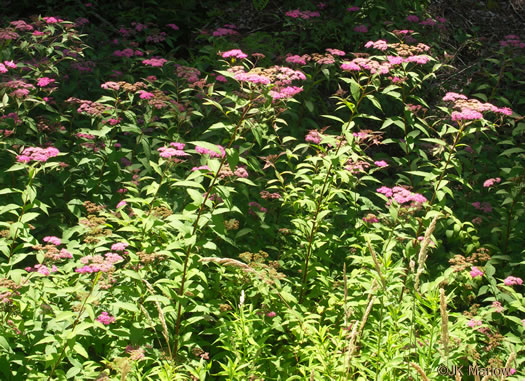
[374,160,388,167]
[354,25,368,33]
[0,64,7,74]
[4,60,16,69]
[483,177,501,188]
[451,109,483,122]
[142,58,168,67]
[403,55,430,65]
[43,236,61,245]
[192,165,210,171]
[234,167,249,178]
[42,16,62,24]
[266,311,276,318]
[215,75,227,83]
[341,62,361,71]
[167,23,179,30]
[157,146,189,158]
[59,249,73,259]
[326,48,345,56]
[376,186,393,198]
[138,90,155,99]
[347,6,360,12]
[101,81,120,90]
[406,15,420,23]
[96,311,116,325]
[472,201,492,213]
[503,276,523,286]
[116,201,127,208]
[362,214,379,224]
[365,40,388,51]
[491,301,504,313]
[234,72,271,85]
[195,145,225,158]
[305,130,322,144]
[470,266,483,278]
[111,243,128,251]
[221,49,248,59]
[25,264,57,276]
[16,147,59,163]
[37,77,55,87]
[212,27,238,37]
[11,89,29,98]
[270,86,303,100]
[286,55,309,65]
[467,319,482,328]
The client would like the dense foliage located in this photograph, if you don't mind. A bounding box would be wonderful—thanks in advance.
[0,0,523,379]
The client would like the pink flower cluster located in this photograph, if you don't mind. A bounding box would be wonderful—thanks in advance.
[347,6,360,12]
[113,49,144,58]
[158,142,190,158]
[0,29,19,40]
[49,249,73,261]
[0,60,17,73]
[25,264,57,276]
[249,201,267,214]
[212,25,239,37]
[142,58,168,67]
[443,92,513,122]
[492,301,504,313]
[376,186,427,205]
[503,276,523,286]
[167,23,179,31]
[36,77,55,87]
[374,160,388,167]
[326,48,345,56]
[499,34,525,49]
[96,311,116,325]
[274,66,306,84]
[451,109,483,122]
[354,25,368,33]
[111,242,128,251]
[101,81,120,90]
[138,90,155,99]
[467,319,482,328]
[42,16,63,24]
[222,49,248,59]
[341,58,391,75]
[345,160,370,174]
[43,236,61,245]
[75,253,124,274]
[10,20,33,31]
[286,54,311,65]
[483,177,501,188]
[363,214,379,224]
[192,165,210,172]
[305,130,322,144]
[470,266,483,278]
[234,72,271,85]
[17,147,60,163]
[365,40,388,51]
[195,144,225,158]
[146,32,167,43]
[472,201,492,213]
[175,65,201,83]
[260,190,281,199]
[270,86,303,100]
[285,9,320,19]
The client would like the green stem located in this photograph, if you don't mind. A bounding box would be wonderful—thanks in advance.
[298,83,369,302]
[173,104,251,357]
[47,273,101,381]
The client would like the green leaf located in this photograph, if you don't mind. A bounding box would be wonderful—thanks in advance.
[73,342,89,359]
